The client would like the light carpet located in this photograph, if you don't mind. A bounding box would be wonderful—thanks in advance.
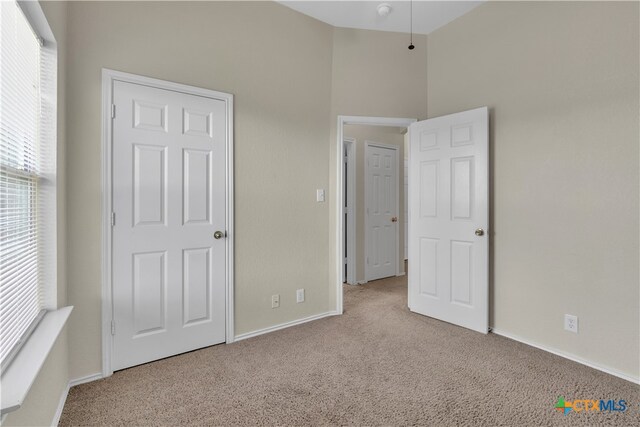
[60,275,639,426]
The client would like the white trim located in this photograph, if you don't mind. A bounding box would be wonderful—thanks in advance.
[0,307,73,415]
[68,372,103,387]
[17,1,55,42]
[100,71,113,379]
[51,383,69,427]
[51,373,103,426]
[364,141,400,282]
[343,138,356,285]
[234,311,338,342]
[491,328,640,385]
[336,116,416,314]
[18,0,58,312]
[100,69,234,377]
[396,272,406,277]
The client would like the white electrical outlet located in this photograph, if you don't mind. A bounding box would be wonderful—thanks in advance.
[316,189,325,202]
[296,289,305,303]
[564,314,578,333]
[271,294,280,308]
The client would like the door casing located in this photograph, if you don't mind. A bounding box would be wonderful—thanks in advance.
[344,138,356,285]
[335,116,416,314]
[101,69,234,377]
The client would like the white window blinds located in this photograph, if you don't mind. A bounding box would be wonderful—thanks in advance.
[0,0,45,368]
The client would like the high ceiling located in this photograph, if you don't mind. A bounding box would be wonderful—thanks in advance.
[279,1,484,35]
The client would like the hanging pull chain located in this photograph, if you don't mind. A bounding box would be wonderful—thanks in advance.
[408,0,415,50]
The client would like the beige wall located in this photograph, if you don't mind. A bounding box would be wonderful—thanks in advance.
[329,28,428,304]
[343,125,406,283]
[4,1,69,426]
[426,1,640,378]
[3,339,68,427]
[12,4,638,424]
[60,2,431,381]
[63,1,334,379]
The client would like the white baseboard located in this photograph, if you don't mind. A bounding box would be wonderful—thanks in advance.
[491,328,639,385]
[346,281,367,286]
[51,383,69,427]
[52,373,103,426]
[234,311,338,342]
[69,372,103,387]
[396,272,406,277]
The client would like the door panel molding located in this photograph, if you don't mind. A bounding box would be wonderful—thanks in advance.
[408,107,488,334]
[101,69,234,377]
[364,141,399,282]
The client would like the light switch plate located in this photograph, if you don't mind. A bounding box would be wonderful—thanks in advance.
[316,189,325,202]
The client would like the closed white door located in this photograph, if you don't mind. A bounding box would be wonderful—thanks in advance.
[408,107,489,333]
[365,144,398,281]
[112,80,227,370]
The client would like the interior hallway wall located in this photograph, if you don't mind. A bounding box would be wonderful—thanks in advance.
[426,1,640,379]
[61,1,431,381]
[329,27,428,305]
[343,125,406,283]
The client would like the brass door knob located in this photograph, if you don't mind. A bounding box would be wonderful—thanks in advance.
[214,231,225,240]
[475,228,484,236]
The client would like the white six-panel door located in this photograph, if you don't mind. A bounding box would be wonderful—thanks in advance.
[408,107,489,333]
[112,80,227,370]
[365,143,398,281]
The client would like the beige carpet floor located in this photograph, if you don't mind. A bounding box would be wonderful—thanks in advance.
[60,275,639,426]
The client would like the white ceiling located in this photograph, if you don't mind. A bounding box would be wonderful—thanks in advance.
[279,1,484,35]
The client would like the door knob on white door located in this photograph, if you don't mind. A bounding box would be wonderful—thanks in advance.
[214,231,226,239]
[475,228,484,236]
[391,217,398,222]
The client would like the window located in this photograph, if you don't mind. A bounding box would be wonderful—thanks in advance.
[0,0,57,370]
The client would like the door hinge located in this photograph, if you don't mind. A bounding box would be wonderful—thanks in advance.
[111,212,116,226]
[111,320,116,335]
[111,104,116,119]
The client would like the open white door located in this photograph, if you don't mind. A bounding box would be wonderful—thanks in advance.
[408,107,488,333]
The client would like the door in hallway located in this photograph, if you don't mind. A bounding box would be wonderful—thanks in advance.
[408,107,489,333]
[365,143,398,281]
[111,80,228,370]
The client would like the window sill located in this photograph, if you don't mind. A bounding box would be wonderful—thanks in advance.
[0,306,73,415]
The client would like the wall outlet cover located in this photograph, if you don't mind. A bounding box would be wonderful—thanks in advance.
[564,314,578,333]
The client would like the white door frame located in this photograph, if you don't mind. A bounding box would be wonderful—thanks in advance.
[335,116,416,314]
[364,141,400,282]
[101,69,234,377]
[344,138,356,285]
